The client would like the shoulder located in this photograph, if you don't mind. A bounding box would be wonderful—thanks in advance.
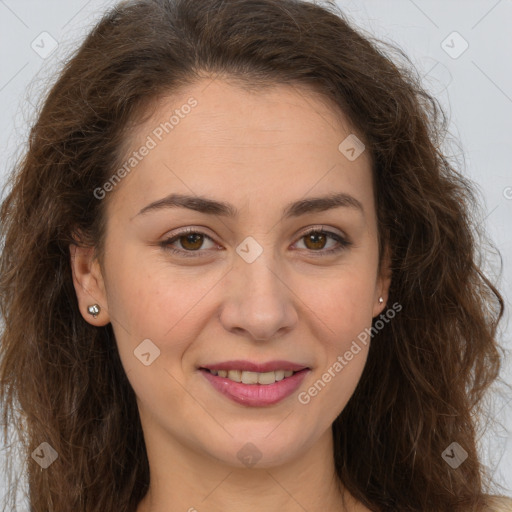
[484,495,512,511]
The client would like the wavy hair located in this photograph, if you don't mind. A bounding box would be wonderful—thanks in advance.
[0,0,508,510]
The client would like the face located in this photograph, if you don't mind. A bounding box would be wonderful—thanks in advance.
[71,78,390,470]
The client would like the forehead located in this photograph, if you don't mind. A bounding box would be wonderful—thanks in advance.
[130,78,364,155]
[109,78,374,220]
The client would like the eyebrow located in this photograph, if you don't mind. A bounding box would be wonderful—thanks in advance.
[135,192,364,220]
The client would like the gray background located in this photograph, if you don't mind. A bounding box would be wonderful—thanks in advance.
[0,0,511,507]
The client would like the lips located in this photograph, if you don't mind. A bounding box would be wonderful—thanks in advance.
[199,360,309,373]
[198,360,311,406]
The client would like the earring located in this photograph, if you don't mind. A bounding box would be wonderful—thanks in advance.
[87,304,101,318]
[378,297,384,304]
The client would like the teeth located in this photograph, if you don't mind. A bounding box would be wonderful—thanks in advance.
[274,370,285,381]
[227,370,241,382]
[241,371,259,384]
[208,368,298,384]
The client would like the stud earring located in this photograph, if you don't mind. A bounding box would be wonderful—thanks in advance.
[378,297,384,304]
[87,304,101,318]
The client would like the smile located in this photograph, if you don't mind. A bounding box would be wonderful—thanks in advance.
[206,368,296,384]
[199,367,310,406]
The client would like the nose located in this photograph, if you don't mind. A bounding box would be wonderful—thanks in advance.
[218,250,299,342]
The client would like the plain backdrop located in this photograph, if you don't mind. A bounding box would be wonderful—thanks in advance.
[0,0,511,507]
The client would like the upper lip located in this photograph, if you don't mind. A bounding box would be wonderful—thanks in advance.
[200,360,310,373]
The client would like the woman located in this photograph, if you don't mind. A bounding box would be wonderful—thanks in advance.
[0,0,511,510]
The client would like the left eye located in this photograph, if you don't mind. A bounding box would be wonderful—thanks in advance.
[294,229,349,253]
[160,227,351,257]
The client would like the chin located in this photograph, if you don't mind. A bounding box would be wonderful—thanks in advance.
[200,428,312,470]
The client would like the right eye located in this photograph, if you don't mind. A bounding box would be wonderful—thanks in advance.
[160,228,219,257]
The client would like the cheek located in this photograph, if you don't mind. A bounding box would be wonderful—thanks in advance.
[103,242,202,336]
[297,321,370,429]
[320,344,369,421]
[294,257,377,407]
[102,253,200,411]
[299,294,372,419]
[103,245,223,375]
[300,264,377,346]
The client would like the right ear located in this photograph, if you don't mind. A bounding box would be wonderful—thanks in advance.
[69,243,111,326]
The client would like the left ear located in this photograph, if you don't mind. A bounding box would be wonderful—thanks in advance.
[372,242,392,318]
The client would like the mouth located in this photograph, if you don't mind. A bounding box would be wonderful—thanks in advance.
[198,361,311,406]
[200,367,305,385]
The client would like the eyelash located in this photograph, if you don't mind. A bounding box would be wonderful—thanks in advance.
[160,226,352,258]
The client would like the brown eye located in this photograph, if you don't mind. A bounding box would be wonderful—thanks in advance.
[161,228,217,257]
[303,232,328,250]
[161,227,351,259]
[179,233,204,251]
[294,228,351,255]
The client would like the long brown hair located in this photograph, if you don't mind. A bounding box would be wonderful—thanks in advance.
[0,0,507,510]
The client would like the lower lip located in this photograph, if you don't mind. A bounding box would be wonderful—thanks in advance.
[200,368,310,407]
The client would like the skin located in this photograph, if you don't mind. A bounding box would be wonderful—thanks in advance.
[70,77,391,512]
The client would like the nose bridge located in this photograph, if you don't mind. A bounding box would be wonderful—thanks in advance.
[238,243,281,299]
[219,235,298,340]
